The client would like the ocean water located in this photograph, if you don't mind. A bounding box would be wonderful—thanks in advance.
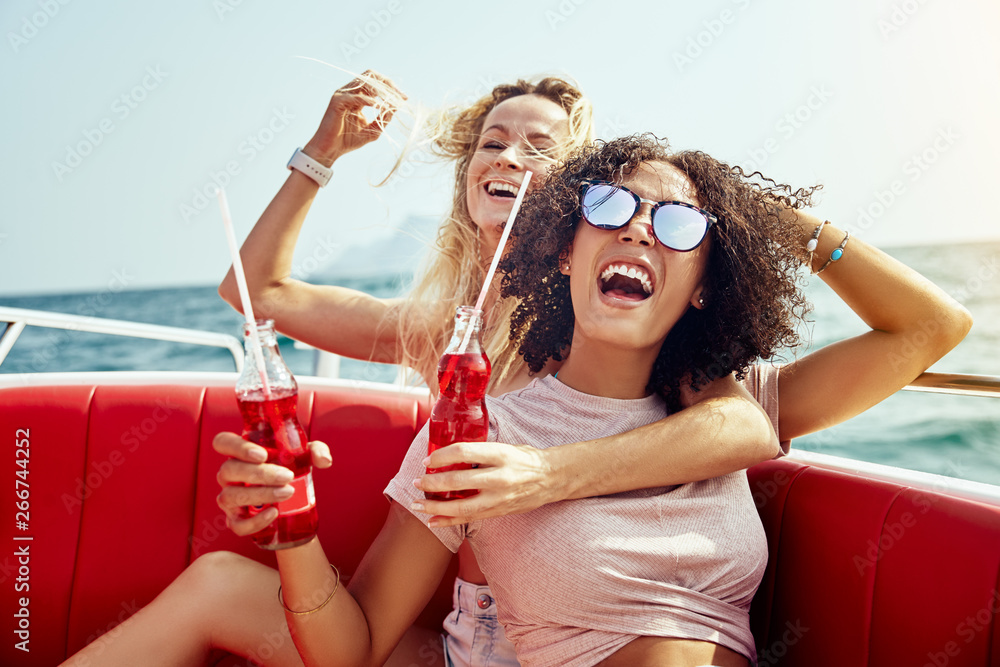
[2,242,999,485]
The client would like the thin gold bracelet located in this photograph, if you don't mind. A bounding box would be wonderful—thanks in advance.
[278,564,341,616]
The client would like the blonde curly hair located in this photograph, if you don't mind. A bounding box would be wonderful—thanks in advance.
[396,77,594,392]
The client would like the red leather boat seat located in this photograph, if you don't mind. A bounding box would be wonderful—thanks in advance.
[1,382,998,666]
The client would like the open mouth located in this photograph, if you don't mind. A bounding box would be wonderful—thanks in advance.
[485,181,519,199]
[599,264,653,301]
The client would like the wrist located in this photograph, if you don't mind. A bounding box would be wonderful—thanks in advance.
[543,443,585,502]
[301,142,341,168]
[288,147,333,187]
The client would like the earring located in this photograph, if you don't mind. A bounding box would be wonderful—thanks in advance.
[698,296,705,307]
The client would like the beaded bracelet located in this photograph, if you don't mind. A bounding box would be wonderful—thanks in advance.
[278,564,341,616]
[815,230,850,274]
[806,220,829,269]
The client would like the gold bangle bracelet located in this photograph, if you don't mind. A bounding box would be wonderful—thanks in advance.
[278,564,341,616]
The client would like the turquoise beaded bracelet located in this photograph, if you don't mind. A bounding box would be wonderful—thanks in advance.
[815,230,850,274]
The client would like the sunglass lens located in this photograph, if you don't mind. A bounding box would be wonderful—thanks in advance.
[654,205,709,251]
[582,184,635,229]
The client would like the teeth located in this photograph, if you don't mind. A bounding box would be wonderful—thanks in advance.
[486,181,520,197]
[599,264,653,295]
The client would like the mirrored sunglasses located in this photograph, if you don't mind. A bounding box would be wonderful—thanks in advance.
[580,180,718,252]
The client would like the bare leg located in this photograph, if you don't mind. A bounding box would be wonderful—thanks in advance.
[61,552,304,667]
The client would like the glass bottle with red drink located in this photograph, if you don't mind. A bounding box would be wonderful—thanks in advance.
[236,319,318,549]
[425,306,491,501]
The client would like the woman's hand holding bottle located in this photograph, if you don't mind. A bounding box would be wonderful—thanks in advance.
[214,432,332,537]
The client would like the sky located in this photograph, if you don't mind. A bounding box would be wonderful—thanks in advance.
[2,0,999,296]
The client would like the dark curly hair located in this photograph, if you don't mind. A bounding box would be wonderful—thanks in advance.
[499,134,816,411]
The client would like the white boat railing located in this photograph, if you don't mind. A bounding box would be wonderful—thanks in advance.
[0,305,244,371]
[903,372,1000,398]
[1,306,999,399]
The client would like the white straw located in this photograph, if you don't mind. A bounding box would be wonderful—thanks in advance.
[459,170,533,353]
[217,188,271,397]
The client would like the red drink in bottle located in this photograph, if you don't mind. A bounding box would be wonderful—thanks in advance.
[237,320,318,550]
[425,306,491,501]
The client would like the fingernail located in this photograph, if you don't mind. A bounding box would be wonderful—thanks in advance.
[275,469,294,483]
[421,456,430,466]
[248,448,267,463]
[411,478,422,489]
[428,518,439,528]
[274,485,294,500]
[410,502,424,513]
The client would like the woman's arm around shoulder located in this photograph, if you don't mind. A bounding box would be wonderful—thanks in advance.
[416,373,779,525]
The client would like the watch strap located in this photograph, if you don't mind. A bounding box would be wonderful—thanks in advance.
[287,147,333,187]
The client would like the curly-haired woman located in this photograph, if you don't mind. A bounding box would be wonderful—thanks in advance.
[207,73,784,665]
[256,135,968,667]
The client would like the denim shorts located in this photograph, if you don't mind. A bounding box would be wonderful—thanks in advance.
[442,578,521,667]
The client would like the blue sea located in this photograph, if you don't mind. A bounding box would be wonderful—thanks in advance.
[3,242,999,485]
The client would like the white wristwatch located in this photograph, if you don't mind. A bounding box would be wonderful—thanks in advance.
[287,147,333,187]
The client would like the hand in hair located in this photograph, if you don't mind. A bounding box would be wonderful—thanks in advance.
[304,68,407,166]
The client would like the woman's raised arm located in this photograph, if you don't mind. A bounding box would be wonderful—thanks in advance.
[775,211,972,439]
[218,71,416,367]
